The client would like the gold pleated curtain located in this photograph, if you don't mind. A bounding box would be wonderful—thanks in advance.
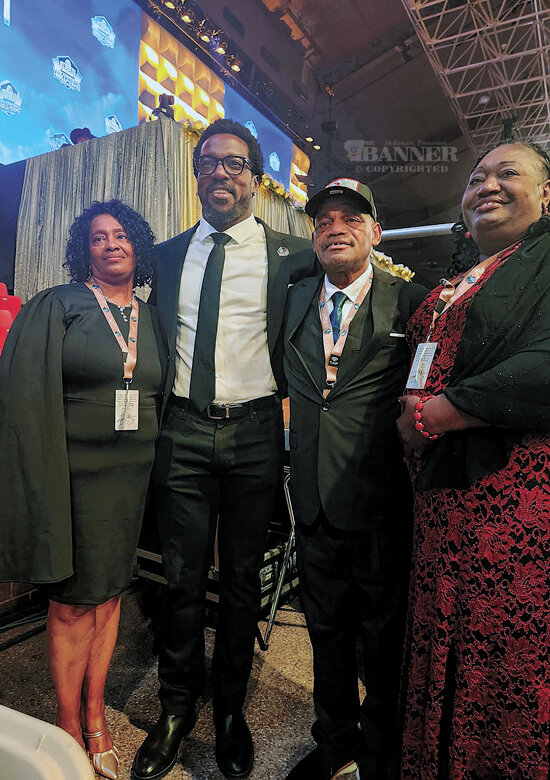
[15,115,312,301]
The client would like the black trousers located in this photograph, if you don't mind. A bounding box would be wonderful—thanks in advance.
[152,399,284,715]
[295,510,410,775]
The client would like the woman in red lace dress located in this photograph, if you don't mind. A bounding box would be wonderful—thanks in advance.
[396,142,550,779]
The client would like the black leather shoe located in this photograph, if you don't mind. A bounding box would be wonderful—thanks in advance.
[287,746,332,779]
[131,710,196,780]
[214,712,254,778]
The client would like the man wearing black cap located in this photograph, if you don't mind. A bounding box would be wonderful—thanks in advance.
[284,178,426,779]
[70,127,96,144]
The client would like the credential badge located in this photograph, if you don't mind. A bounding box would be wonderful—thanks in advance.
[277,246,289,256]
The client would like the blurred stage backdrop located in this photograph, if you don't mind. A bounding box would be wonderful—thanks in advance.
[0,0,311,295]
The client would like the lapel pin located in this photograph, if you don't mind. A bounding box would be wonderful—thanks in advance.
[277,246,290,256]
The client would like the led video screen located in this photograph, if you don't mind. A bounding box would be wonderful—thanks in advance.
[0,0,141,164]
[223,84,293,191]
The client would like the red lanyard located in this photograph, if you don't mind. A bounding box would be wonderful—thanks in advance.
[318,269,373,395]
[86,280,139,386]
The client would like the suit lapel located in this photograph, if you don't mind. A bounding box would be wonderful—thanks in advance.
[157,226,197,349]
[287,276,324,396]
[328,266,399,398]
[262,219,299,356]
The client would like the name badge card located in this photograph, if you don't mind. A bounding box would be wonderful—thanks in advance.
[115,389,140,430]
[406,342,438,390]
[86,279,140,431]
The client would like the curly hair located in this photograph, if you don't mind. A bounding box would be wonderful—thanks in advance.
[448,141,550,275]
[192,118,264,178]
[64,199,155,286]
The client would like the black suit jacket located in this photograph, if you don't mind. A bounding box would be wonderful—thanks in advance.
[284,266,427,531]
[150,218,316,418]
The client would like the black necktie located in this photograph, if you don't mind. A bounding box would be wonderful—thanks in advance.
[189,232,231,411]
[330,291,347,343]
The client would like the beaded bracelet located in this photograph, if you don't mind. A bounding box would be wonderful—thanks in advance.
[413,395,443,440]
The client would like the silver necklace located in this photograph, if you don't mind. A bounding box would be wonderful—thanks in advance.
[105,297,133,322]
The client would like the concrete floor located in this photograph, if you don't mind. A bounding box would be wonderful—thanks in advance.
[0,589,317,780]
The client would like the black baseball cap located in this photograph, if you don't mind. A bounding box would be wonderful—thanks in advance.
[70,127,96,144]
[306,177,377,220]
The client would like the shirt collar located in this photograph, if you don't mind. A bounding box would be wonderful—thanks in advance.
[196,212,259,245]
[324,260,372,302]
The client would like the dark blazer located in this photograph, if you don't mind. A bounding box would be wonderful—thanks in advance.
[284,266,426,531]
[150,218,316,417]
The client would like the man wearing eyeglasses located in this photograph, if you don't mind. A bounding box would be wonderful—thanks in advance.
[132,119,315,780]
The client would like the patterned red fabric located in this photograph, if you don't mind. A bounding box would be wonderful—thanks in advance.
[400,265,550,779]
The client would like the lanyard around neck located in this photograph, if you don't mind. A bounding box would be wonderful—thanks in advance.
[427,238,524,340]
[318,268,373,395]
[86,280,139,386]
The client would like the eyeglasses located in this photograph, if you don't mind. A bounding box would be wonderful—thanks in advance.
[195,155,252,176]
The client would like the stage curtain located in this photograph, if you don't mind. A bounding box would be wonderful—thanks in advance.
[15,116,311,301]
[286,200,312,240]
[255,187,312,240]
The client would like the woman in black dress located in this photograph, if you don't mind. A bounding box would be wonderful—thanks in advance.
[0,200,163,779]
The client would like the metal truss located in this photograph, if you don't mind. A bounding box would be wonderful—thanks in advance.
[401,0,550,153]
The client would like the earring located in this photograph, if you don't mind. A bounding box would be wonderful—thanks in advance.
[464,231,471,239]
[542,203,549,216]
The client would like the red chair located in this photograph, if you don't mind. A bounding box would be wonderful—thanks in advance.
[0,281,22,321]
[0,309,11,355]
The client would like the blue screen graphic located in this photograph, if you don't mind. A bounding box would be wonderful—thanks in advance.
[0,0,141,164]
[223,85,293,191]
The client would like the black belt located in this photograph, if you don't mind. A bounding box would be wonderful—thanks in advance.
[168,394,279,420]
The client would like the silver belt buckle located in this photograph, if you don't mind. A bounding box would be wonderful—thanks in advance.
[206,404,225,420]
[207,403,245,419]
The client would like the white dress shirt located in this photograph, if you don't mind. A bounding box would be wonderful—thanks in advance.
[323,261,373,319]
[173,213,277,403]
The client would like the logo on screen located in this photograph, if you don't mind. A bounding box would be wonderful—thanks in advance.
[105,115,123,134]
[50,132,71,150]
[0,80,22,116]
[244,120,258,139]
[52,56,83,91]
[269,151,280,172]
[91,16,116,48]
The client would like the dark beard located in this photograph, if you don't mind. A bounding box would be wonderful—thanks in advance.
[201,196,254,231]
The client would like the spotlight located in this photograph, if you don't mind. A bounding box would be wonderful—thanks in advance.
[164,0,176,8]
[213,37,227,55]
[305,136,313,143]
[313,143,321,150]
[181,9,194,23]
[152,93,175,120]
[198,19,211,42]
[228,56,241,72]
